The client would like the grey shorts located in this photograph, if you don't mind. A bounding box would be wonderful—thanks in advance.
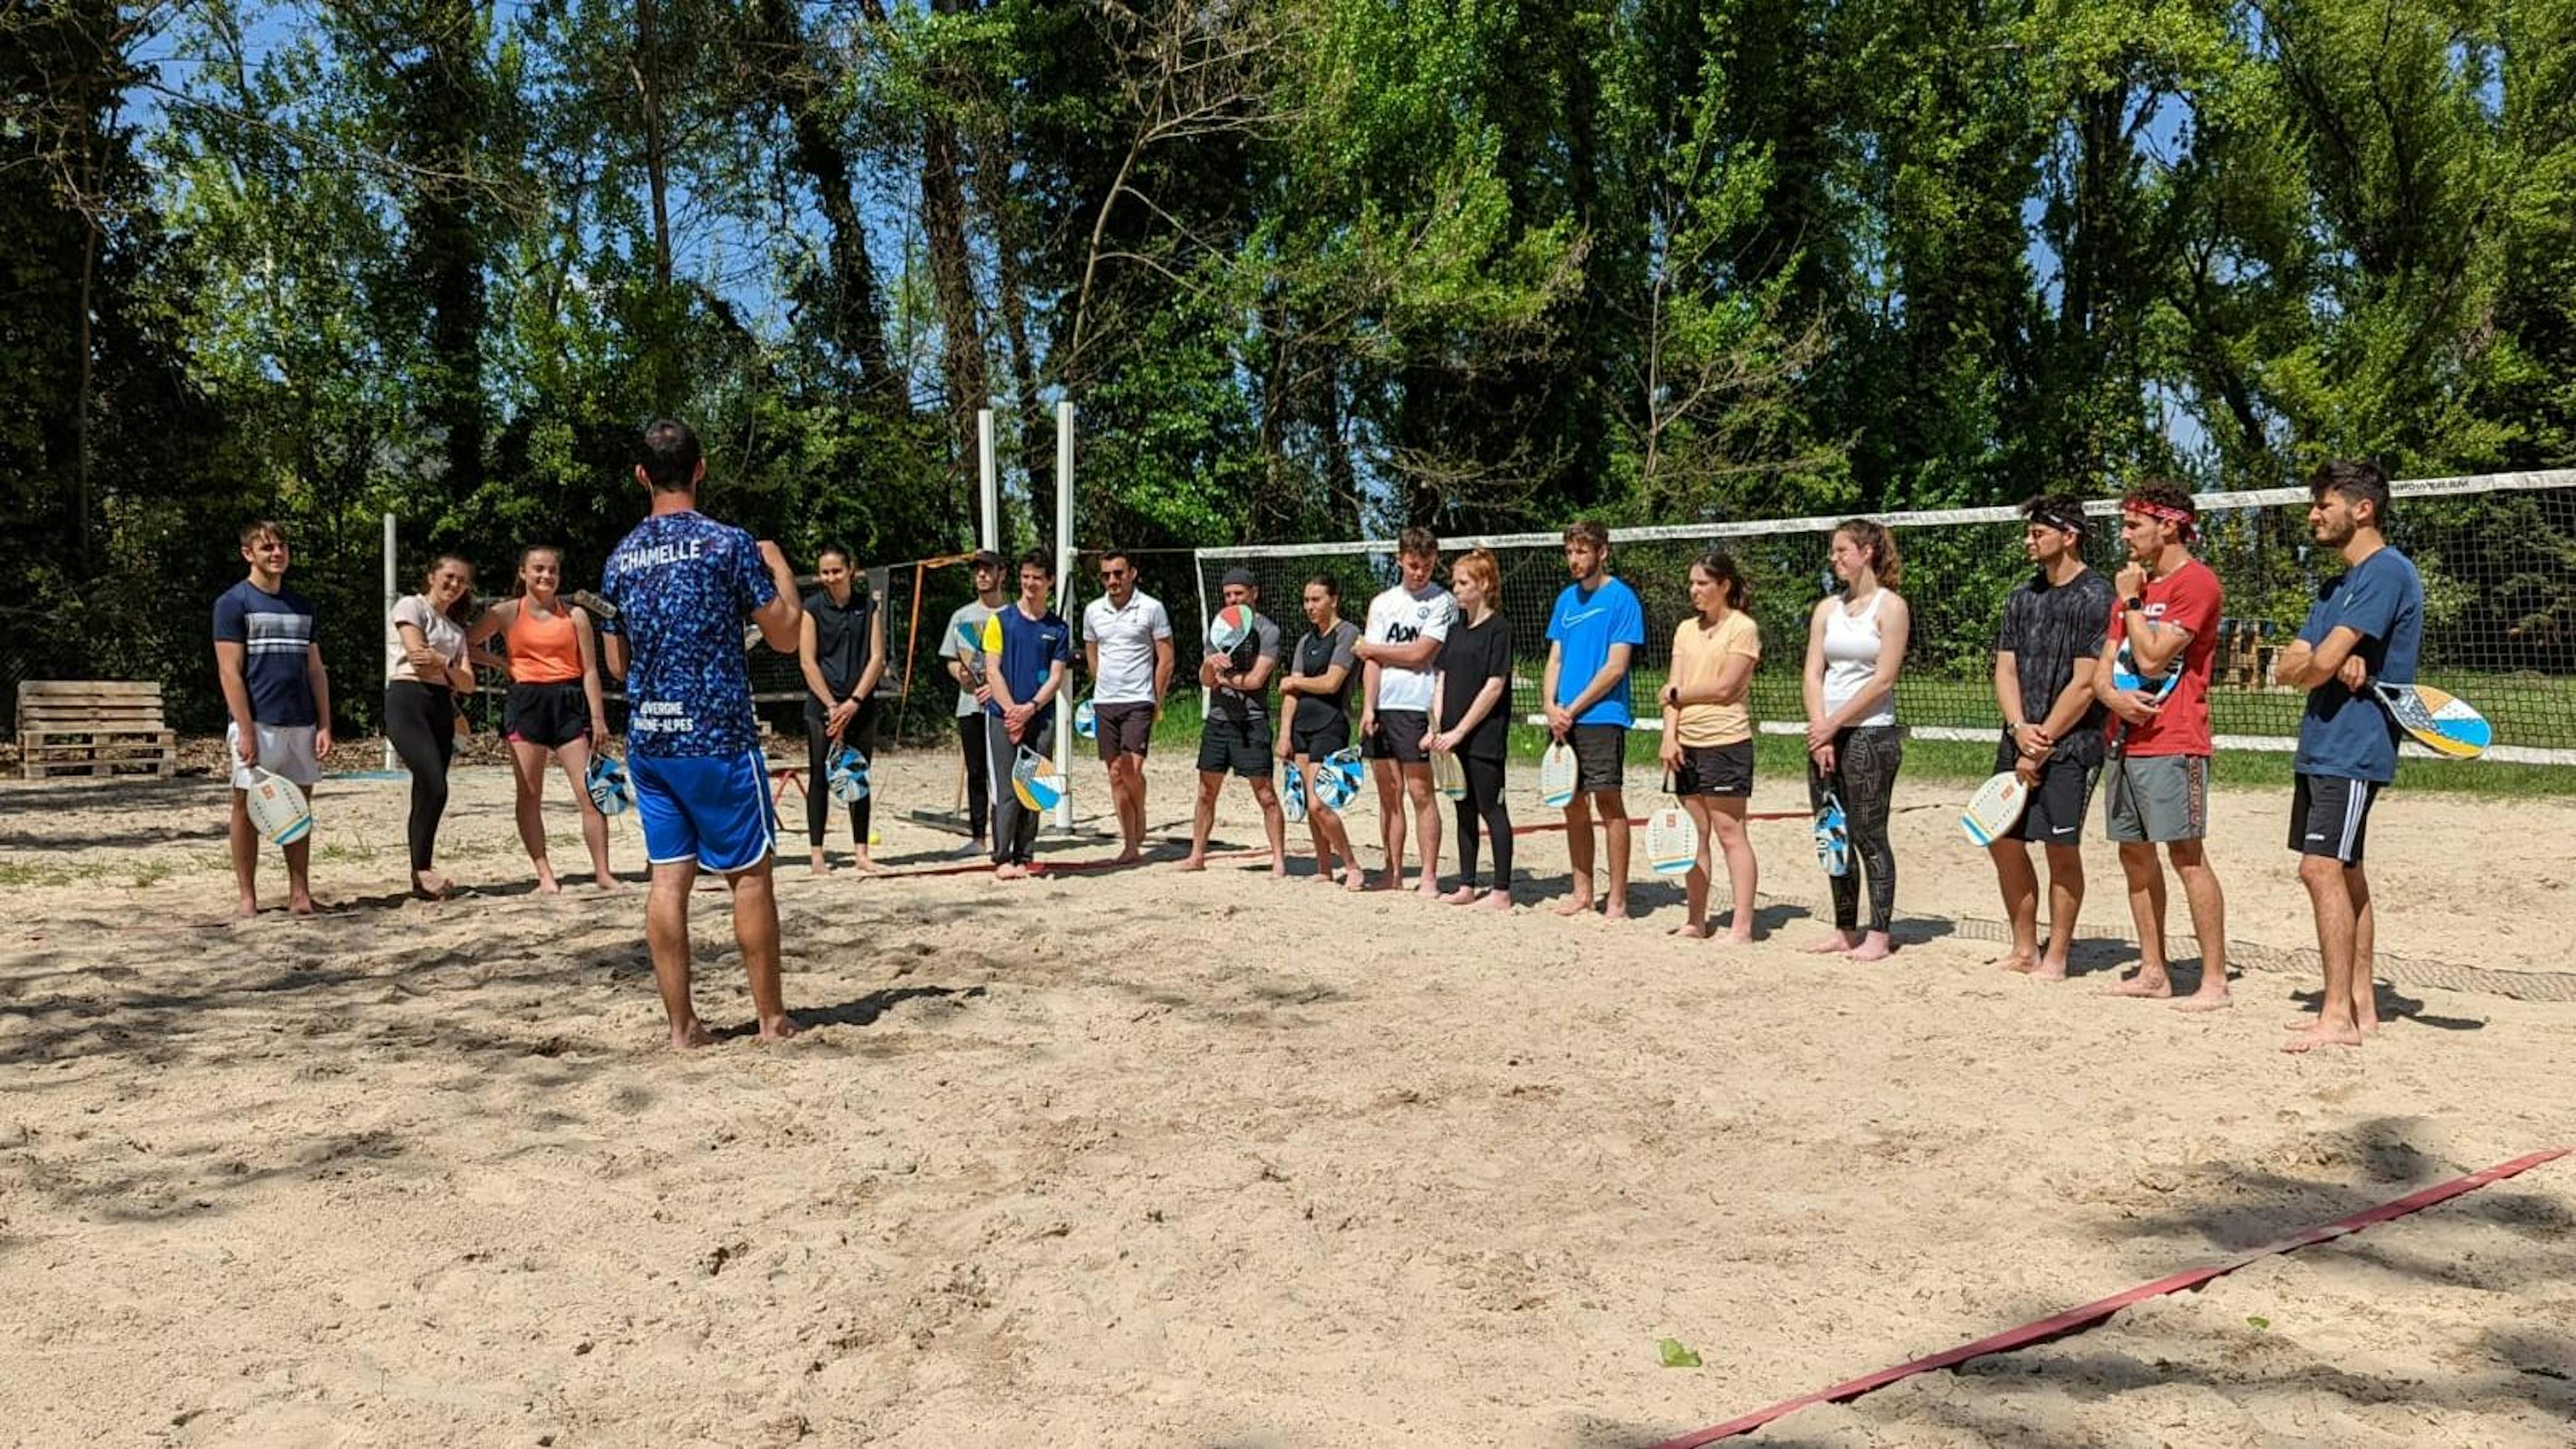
[1568,723,1625,794]
[2104,753,2208,843]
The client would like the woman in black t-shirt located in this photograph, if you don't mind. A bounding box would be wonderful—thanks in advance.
[1430,547,1514,909]
[797,545,886,873]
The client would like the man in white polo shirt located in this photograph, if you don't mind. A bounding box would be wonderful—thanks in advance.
[1081,549,1174,863]
[1353,527,1454,895]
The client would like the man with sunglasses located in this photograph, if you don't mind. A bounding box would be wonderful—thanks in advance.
[1081,549,1174,863]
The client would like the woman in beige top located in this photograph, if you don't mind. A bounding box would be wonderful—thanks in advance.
[385,555,479,899]
[1658,552,1763,943]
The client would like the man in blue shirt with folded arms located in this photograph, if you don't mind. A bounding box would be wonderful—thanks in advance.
[2271,459,2422,1055]
[1543,519,1648,920]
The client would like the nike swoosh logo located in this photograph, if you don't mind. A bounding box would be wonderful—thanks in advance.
[2304,833,2324,841]
[2051,826,2076,836]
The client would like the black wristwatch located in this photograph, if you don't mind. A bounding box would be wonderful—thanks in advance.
[2125,594,2146,612]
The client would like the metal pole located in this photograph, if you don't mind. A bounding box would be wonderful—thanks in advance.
[382,512,397,771]
[978,409,999,553]
[1051,400,1074,829]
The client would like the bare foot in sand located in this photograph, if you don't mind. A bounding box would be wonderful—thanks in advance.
[2027,957,2069,981]
[1414,877,1444,900]
[1112,845,1142,865]
[1443,885,1481,906]
[1803,930,1860,955]
[288,892,317,917]
[757,1015,803,1043]
[2281,1022,2363,1053]
[994,863,1027,881]
[1342,866,1368,892]
[1177,855,1207,873]
[535,864,563,896]
[669,1020,714,1050]
[1366,873,1401,892]
[591,871,619,891]
[1672,921,1713,940]
[1552,896,1595,919]
[1992,951,2036,974]
[1603,900,1631,923]
[2103,971,2173,998]
[235,895,259,920]
[2172,986,2233,1012]
[1721,929,1756,947]
[1477,891,1511,912]
[412,870,453,901]
[1845,932,1895,962]
[808,849,834,875]
[1272,858,1290,879]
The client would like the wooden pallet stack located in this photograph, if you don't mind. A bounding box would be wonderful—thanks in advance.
[16,680,176,780]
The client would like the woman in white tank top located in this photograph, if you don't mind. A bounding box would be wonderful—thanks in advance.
[1801,520,1912,961]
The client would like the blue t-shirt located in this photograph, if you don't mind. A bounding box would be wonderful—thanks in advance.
[212,579,319,728]
[597,511,777,759]
[985,603,1073,717]
[2294,547,2422,784]
[1545,574,1648,727]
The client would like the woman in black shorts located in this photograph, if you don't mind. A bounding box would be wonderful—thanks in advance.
[469,546,614,892]
[1276,574,1366,890]
[1659,551,1764,943]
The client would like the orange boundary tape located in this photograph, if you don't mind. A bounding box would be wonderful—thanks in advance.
[1644,1146,2569,1446]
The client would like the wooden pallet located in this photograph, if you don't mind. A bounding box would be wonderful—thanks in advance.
[17,680,176,779]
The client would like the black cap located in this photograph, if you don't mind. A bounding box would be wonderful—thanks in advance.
[1221,566,1258,589]
[969,549,1005,570]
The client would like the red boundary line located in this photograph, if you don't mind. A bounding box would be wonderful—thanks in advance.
[1644,1146,2569,1448]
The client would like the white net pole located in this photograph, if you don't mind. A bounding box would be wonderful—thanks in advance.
[977,409,998,553]
[382,511,396,771]
[1052,399,1074,829]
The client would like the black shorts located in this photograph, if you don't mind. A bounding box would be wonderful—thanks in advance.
[1568,723,1626,794]
[2290,773,2381,864]
[1093,700,1155,761]
[1290,714,1350,761]
[504,680,592,749]
[1365,710,1431,765]
[1198,714,1274,777]
[1672,739,1754,798]
[1990,733,2100,845]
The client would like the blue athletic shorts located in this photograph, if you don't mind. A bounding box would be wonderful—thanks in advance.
[631,749,774,872]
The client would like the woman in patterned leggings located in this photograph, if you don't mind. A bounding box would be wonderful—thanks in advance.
[1801,519,1911,960]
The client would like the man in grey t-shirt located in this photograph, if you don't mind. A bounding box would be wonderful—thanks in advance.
[1181,568,1287,875]
[937,550,1008,852]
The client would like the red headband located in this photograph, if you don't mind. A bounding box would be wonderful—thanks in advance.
[2128,498,2198,540]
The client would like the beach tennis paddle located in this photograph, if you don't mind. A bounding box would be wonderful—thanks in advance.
[1282,763,1310,824]
[953,616,990,685]
[1959,771,2031,847]
[569,587,619,621]
[585,753,634,816]
[1073,698,1097,740]
[1208,603,1253,653]
[826,745,871,803]
[1537,739,1578,808]
[1011,745,1066,813]
[1315,745,1364,812]
[242,766,313,847]
[1431,747,1466,801]
[1644,796,1697,878]
[2373,681,2491,759]
[2107,639,2184,753]
[1814,790,1851,877]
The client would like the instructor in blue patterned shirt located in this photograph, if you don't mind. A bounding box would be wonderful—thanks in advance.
[598,419,806,1049]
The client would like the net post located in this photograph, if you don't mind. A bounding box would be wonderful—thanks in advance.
[382,511,396,771]
[977,409,999,553]
[1052,399,1075,830]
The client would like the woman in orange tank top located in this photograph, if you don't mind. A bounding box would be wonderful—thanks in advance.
[468,546,615,892]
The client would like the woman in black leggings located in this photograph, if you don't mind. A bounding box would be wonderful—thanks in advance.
[386,555,480,899]
[1429,548,1515,910]
[797,545,887,873]
[1801,519,1912,959]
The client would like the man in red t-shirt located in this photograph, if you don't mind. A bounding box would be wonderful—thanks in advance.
[2096,482,2231,1010]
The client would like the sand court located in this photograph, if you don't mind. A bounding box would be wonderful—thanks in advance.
[2,751,2571,1446]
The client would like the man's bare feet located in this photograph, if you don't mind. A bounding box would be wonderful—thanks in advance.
[1413,877,1444,899]
[1112,845,1142,865]
[1342,866,1368,892]
[2281,1022,2364,1052]
[1271,859,1289,879]
[1177,855,1206,873]
[669,1019,714,1050]
[1992,951,2036,974]
[592,871,620,891]
[808,849,833,875]
[1846,931,1895,962]
[288,893,317,917]
[1552,896,1595,918]
[1603,900,1631,922]
[2103,971,2173,998]
[1721,929,1755,946]
[1477,890,1511,912]
[2027,957,2069,981]
[235,896,259,920]
[2172,986,2233,1012]
[536,864,563,895]
[1803,930,1860,955]
[757,1015,803,1043]
[994,863,1028,881]
[1672,921,1713,940]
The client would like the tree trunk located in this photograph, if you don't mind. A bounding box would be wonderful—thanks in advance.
[766,0,900,411]
[918,6,989,504]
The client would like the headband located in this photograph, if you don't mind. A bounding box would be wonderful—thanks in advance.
[2127,498,2198,541]
[2031,503,2088,536]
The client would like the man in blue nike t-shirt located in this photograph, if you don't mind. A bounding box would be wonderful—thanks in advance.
[598,419,805,1048]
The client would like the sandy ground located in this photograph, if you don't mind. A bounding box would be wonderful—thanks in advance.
[2,744,2572,1448]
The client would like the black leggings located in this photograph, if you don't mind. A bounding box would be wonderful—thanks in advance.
[1807,724,1901,933]
[1452,753,1512,891]
[956,713,992,841]
[384,680,456,873]
[804,698,877,847]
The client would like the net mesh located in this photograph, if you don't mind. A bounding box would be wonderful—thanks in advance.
[1195,470,2576,763]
